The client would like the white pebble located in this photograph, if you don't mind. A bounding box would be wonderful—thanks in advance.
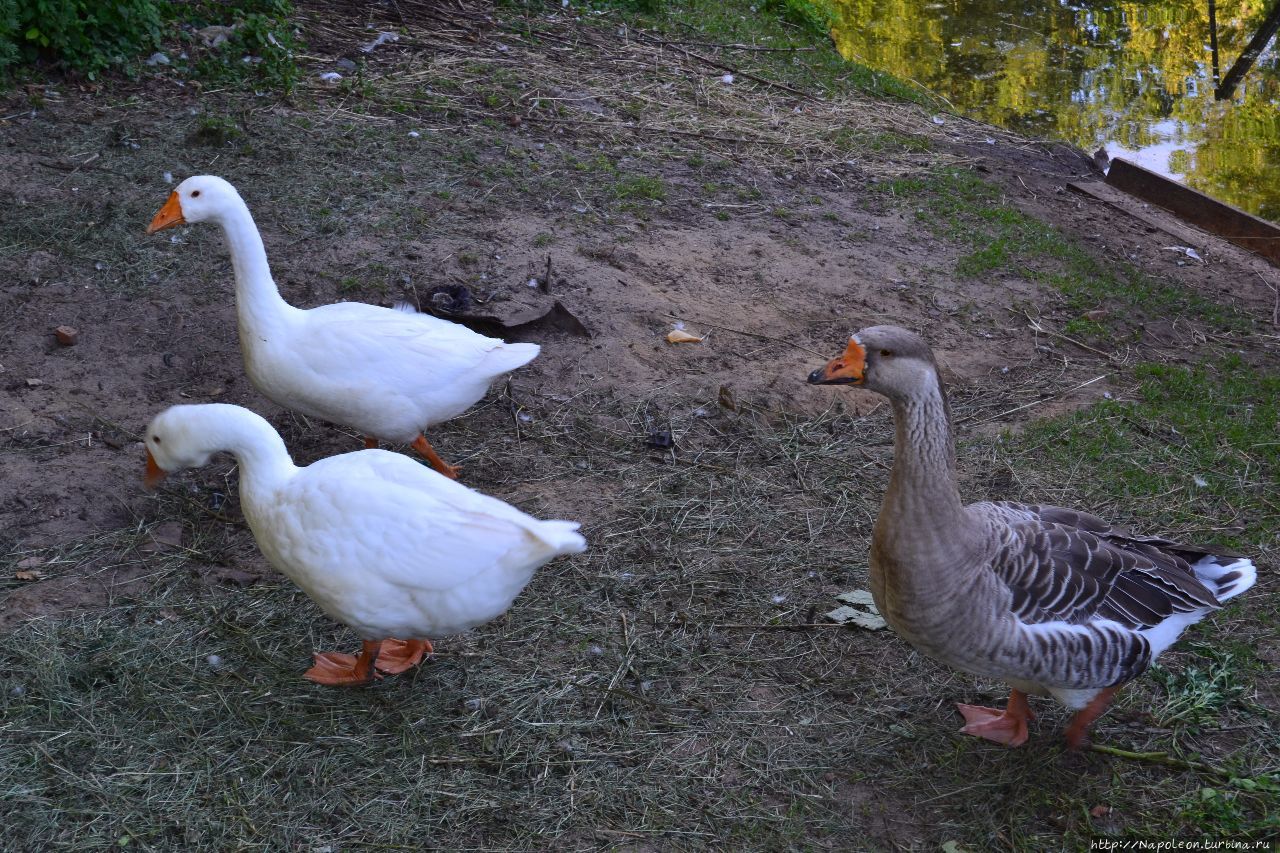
[162,171,173,184]
[408,131,420,138]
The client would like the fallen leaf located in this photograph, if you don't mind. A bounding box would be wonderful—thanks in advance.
[16,557,43,569]
[666,329,703,344]
[824,605,887,630]
[1090,804,1111,818]
[15,570,44,581]
[835,590,876,608]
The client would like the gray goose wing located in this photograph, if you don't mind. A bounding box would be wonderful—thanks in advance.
[983,501,1223,630]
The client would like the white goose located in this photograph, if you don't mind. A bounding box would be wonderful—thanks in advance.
[809,325,1256,747]
[144,403,586,685]
[146,176,540,478]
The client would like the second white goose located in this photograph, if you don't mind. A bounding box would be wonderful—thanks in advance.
[143,403,586,686]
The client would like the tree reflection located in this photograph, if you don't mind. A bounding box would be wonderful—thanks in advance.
[832,0,1280,220]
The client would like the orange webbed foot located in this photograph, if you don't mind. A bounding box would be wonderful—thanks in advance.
[956,690,1034,747]
[363,436,380,450]
[373,638,434,675]
[411,434,461,479]
[303,640,381,687]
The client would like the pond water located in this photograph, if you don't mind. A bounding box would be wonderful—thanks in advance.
[831,0,1280,221]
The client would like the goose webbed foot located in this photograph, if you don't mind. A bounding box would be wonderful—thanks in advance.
[304,640,382,686]
[373,638,434,675]
[956,689,1034,747]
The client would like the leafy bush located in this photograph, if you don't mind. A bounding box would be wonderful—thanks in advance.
[1,0,162,78]
[0,0,297,87]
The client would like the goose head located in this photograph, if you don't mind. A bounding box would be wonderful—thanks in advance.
[807,325,941,400]
[146,175,243,235]
[143,405,221,488]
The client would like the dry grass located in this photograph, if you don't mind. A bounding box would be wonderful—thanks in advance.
[3,379,1277,848]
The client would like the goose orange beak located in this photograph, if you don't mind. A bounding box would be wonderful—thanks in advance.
[808,338,866,385]
[146,191,185,235]
[144,448,168,489]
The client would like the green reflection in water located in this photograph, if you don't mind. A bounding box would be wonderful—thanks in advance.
[832,0,1280,221]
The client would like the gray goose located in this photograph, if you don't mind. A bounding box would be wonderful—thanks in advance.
[808,325,1256,747]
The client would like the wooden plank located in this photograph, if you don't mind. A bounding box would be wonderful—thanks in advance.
[1105,158,1280,266]
[1067,181,1209,248]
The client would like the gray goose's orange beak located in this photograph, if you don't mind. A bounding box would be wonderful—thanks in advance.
[144,448,168,490]
[146,191,185,235]
[807,338,866,385]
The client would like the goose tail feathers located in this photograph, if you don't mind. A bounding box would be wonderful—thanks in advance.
[1192,555,1257,603]
[530,519,588,557]
[486,342,540,374]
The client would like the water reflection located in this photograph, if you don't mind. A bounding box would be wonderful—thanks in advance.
[831,0,1280,221]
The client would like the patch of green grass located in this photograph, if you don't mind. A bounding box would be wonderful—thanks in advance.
[1150,643,1250,728]
[1004,356,1279,549]
[613,174,666,201]
[587,0,932,104]
[1178,783,1280,838]
[884,169,1246,333]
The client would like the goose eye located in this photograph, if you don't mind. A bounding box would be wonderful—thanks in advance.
[153,435,162,444]
[190,190,201,198]
[879,349,893,357]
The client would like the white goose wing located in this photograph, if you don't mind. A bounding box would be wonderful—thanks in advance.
[281,451,563,594]
[293,302,506,384]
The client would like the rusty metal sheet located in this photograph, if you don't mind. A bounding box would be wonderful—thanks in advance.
[1105,158,1280,266]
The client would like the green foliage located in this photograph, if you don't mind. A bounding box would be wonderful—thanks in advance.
[0,0,18,69]
[184,4,300,93]
[1,0,162,78]
[1149,644,1249,727]
[0,0,298,88]
[760,0,836,38]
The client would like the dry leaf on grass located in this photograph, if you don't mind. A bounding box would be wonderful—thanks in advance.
[666,329,704,344]
[825,590,887,629]
[15,570,44,582]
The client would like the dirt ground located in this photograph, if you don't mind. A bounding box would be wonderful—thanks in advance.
[1,1,1277,849]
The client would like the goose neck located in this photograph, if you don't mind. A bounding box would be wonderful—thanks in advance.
[216,200,296,329]
[208,405,297,495]
[881,378,967,537]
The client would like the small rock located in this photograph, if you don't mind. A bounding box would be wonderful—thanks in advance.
[16,557,43,569]
[54,325,78,346]
[24,378,43,387]
[145,52,170,66]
